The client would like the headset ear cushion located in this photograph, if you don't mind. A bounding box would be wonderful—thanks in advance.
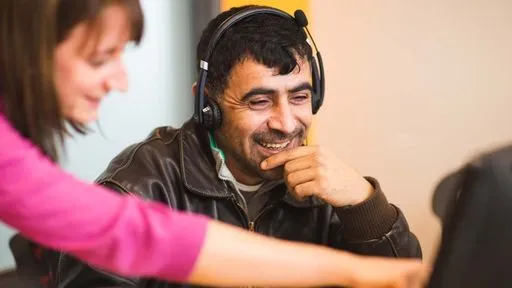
[310,58,321,114]
[204,97,222,130]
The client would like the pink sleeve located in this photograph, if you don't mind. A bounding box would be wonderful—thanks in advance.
[0,113,208,283]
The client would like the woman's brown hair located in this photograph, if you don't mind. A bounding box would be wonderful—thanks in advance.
[0,0,144,161]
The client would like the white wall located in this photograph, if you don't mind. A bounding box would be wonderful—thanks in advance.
[312,0,512,260]
[0,0,194,270]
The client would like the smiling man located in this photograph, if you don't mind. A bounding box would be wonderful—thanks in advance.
[51,5,422,288]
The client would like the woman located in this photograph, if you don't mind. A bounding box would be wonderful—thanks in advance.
[0,0,427,287]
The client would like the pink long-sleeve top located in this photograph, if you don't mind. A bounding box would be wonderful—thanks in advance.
[0,112,208,282]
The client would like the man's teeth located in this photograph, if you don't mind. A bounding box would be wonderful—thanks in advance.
[260,141,290,149]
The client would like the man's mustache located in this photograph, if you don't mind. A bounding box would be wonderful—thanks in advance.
[253,127,305,143]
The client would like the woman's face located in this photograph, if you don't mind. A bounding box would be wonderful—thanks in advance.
[53,4,133,124]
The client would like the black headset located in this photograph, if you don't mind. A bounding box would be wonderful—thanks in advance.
[194,6,325,130]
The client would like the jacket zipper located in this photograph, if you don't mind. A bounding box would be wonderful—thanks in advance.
[228,181,279,232]
[227,181,252,229]
[249,203,276,232]
[232,195,277,233]
[232,197,251,229]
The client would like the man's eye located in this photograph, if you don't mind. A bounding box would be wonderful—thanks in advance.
[290,95,310,104]
[249,100,271,110]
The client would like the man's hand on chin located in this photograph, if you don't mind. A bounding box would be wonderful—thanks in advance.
[260,145,374,207]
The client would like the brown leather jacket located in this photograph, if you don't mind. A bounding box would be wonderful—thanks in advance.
[51,119,422,288]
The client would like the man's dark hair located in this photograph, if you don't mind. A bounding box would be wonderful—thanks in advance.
[196,5,313,99]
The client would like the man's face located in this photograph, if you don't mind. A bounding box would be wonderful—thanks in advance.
[214,57,314,185]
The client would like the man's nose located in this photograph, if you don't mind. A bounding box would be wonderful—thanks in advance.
[267,102,296,134]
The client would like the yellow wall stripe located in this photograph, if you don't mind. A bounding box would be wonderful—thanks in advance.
[221,0,308,14]
[219,0,317,145]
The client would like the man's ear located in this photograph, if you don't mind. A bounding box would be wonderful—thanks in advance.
[192,82,211,97]
[192,82,197,97]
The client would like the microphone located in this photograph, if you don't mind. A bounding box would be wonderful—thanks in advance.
[294,10,308,27]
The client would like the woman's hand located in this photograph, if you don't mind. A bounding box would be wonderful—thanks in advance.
[349,256,430,288]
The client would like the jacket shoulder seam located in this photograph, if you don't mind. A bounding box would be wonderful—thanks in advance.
[100,128,180,186]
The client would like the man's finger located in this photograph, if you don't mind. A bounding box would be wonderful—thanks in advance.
[283,157,315,174]
[261,145,317,170]
[293,181,316,199]
[285,169,316,189]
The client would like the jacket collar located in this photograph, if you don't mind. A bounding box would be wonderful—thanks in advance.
[179,119,232,198]
[178,118,325,207]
